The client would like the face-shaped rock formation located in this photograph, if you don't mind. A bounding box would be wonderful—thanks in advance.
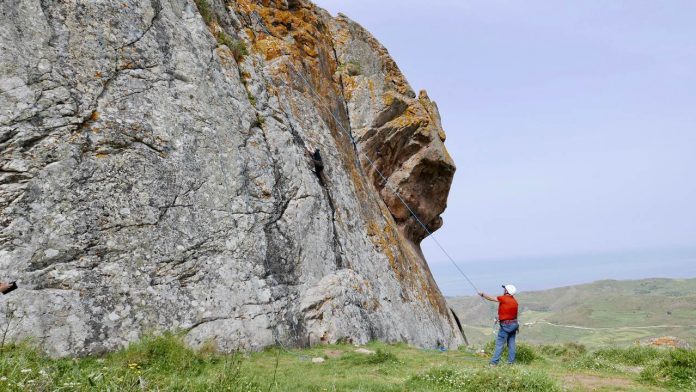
[0,0,460,356]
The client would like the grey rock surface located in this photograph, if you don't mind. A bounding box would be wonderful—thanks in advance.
[0,0,462,356]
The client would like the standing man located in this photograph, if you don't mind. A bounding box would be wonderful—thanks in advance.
[479,284,519,365]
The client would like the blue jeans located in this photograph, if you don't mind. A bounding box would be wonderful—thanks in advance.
[491,321,518,364]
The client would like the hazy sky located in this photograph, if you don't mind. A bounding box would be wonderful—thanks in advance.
[313,1,696,295]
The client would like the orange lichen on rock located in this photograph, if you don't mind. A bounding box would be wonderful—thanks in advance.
[385,105,429,131]
[253,34,287,61]
[237,0,327,60]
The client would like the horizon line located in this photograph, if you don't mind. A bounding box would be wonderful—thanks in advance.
[427,243,696,266]
[444,275,696,298]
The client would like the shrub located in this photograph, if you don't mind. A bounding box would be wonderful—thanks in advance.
[254,114,265,127]
[217,31,248,62]
[194,0,249,63]
[194,0,214,25]
[484,340,538,364]
[407,367,560,392]
[229,40,249,62]
[247,91,257,106]
[640,348,696,389]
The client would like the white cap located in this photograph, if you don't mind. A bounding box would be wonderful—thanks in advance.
[502,284,517,295]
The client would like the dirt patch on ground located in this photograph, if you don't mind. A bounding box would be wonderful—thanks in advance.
[563,374,637,391]
[324,350,344,358]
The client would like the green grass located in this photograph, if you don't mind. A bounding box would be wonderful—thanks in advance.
[0,333,688,391]
[640,349,696,389]
[594,346,664,366]
[538,342,587,358]
[0,334,261,391]
[407,367,560,392]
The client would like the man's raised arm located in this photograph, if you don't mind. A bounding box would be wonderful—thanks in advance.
[478,292,498,302]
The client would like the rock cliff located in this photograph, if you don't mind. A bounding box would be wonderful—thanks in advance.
[0,0,460,356]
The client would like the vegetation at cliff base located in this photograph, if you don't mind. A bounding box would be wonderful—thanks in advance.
[0,333,692,391]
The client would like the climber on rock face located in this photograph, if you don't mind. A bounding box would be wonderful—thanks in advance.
[306,145,326,186]
[0,281,17,295]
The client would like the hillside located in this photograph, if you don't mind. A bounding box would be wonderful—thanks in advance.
[448,278,696,347]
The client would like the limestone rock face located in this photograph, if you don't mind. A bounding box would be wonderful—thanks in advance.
[0,0,461,356]
[331,16,456,243]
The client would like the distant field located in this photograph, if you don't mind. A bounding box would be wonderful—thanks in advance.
[447,278,696,348]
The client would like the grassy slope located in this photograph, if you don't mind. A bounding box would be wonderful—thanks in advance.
[448,278,696,347]
[0,335,684,392]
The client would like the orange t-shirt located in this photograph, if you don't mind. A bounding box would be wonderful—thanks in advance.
[497,294,518,321]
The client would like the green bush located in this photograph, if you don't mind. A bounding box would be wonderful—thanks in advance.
[640,348,696,389]
[229,40,249,62]
[247,91,257,106]
[194,0,214,25]
[194,0,249,63]
[484,340,538,364]
[407,367,560,392]
[217,31,248,62]
[254,114,265,127]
